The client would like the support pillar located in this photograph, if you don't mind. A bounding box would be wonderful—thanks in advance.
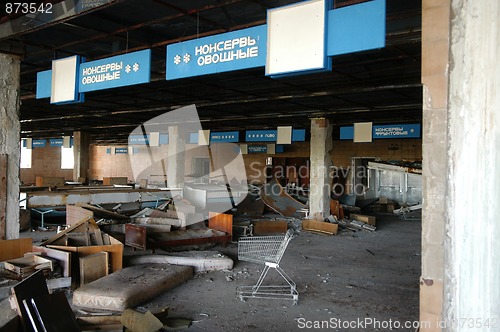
[167,126,185,188]
[73,131,90,183]
[0,53,21,240]
[420,0,450,329]
[309,118,333,218]
[444,0,500,329]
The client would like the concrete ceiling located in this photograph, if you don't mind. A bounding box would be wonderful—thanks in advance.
[0,0,422,144]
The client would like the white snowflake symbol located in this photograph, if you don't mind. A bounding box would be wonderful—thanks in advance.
[133,63,139,72]
[125,65,131,73]
[174,55,181,65]
[183,53,191,63]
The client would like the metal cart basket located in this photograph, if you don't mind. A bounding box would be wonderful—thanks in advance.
[236,229,298,304]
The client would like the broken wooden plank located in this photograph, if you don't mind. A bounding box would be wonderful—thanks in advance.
[77,315,122,331]
[208,212,233,236]
[4,254,53,277]
[32,246,71,278]
[253,220,288,235]
[0,238,32,261]
[350,213,376,226]
[302,219,338,235]
[91,229,104,246]
[79,252,108,287]
[75,203,129,220]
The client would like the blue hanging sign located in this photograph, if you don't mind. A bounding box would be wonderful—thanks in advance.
[49,138,64,147]
[327,0,385,56]
[159,134,169,145]
[79,49,151,92]
[32,139,46,148]
[292,129,306,142]
[210,131,239,143]
[246,130,277,142]
[340,124,421,140]
[189,132,199,144]
[373,124,421,139]
[166,25,267,80]
[128,134,149,145]
[37,49,151,98]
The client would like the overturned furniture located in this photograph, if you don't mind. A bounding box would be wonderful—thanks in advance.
[236,229,298,304]
[125,212,232,250]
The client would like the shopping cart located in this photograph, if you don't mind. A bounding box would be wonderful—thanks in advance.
[236,229,298,304]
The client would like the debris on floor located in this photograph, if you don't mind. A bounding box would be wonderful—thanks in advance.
[260,178,307,217]
[124,251,234,272]
[301,218,338,235]
[72,263,193,312]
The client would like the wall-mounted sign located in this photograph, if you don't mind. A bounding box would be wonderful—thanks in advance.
[210,131,239,143]
[115,147,129,154]
[166,25,267,80]
[340,124,421,140]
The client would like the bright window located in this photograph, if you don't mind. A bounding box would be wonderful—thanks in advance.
[61,147,74,169]
[20,140,32,169]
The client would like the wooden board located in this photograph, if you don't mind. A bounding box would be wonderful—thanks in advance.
[11,270,49,332]
[208,212,233,235]
[4,254,53,277]
[0,238,32,261]
[66,204,94,227]
[0,155,7,240]
[350,213,376,226]
[253,220,288,235]
[32,246,71,277]
[302,219,338,235]
[79,252,108,287]
[75,203,129,220]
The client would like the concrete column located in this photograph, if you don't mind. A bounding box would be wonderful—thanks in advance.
[73,131,90,183]
[444,0,500,329]
[420,0,450,329]
[0,53,21,240]
[167,126,185,188]
[309,118,333,218]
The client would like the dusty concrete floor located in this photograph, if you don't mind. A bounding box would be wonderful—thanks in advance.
[133,212,421,332]
[15,211,421,331]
